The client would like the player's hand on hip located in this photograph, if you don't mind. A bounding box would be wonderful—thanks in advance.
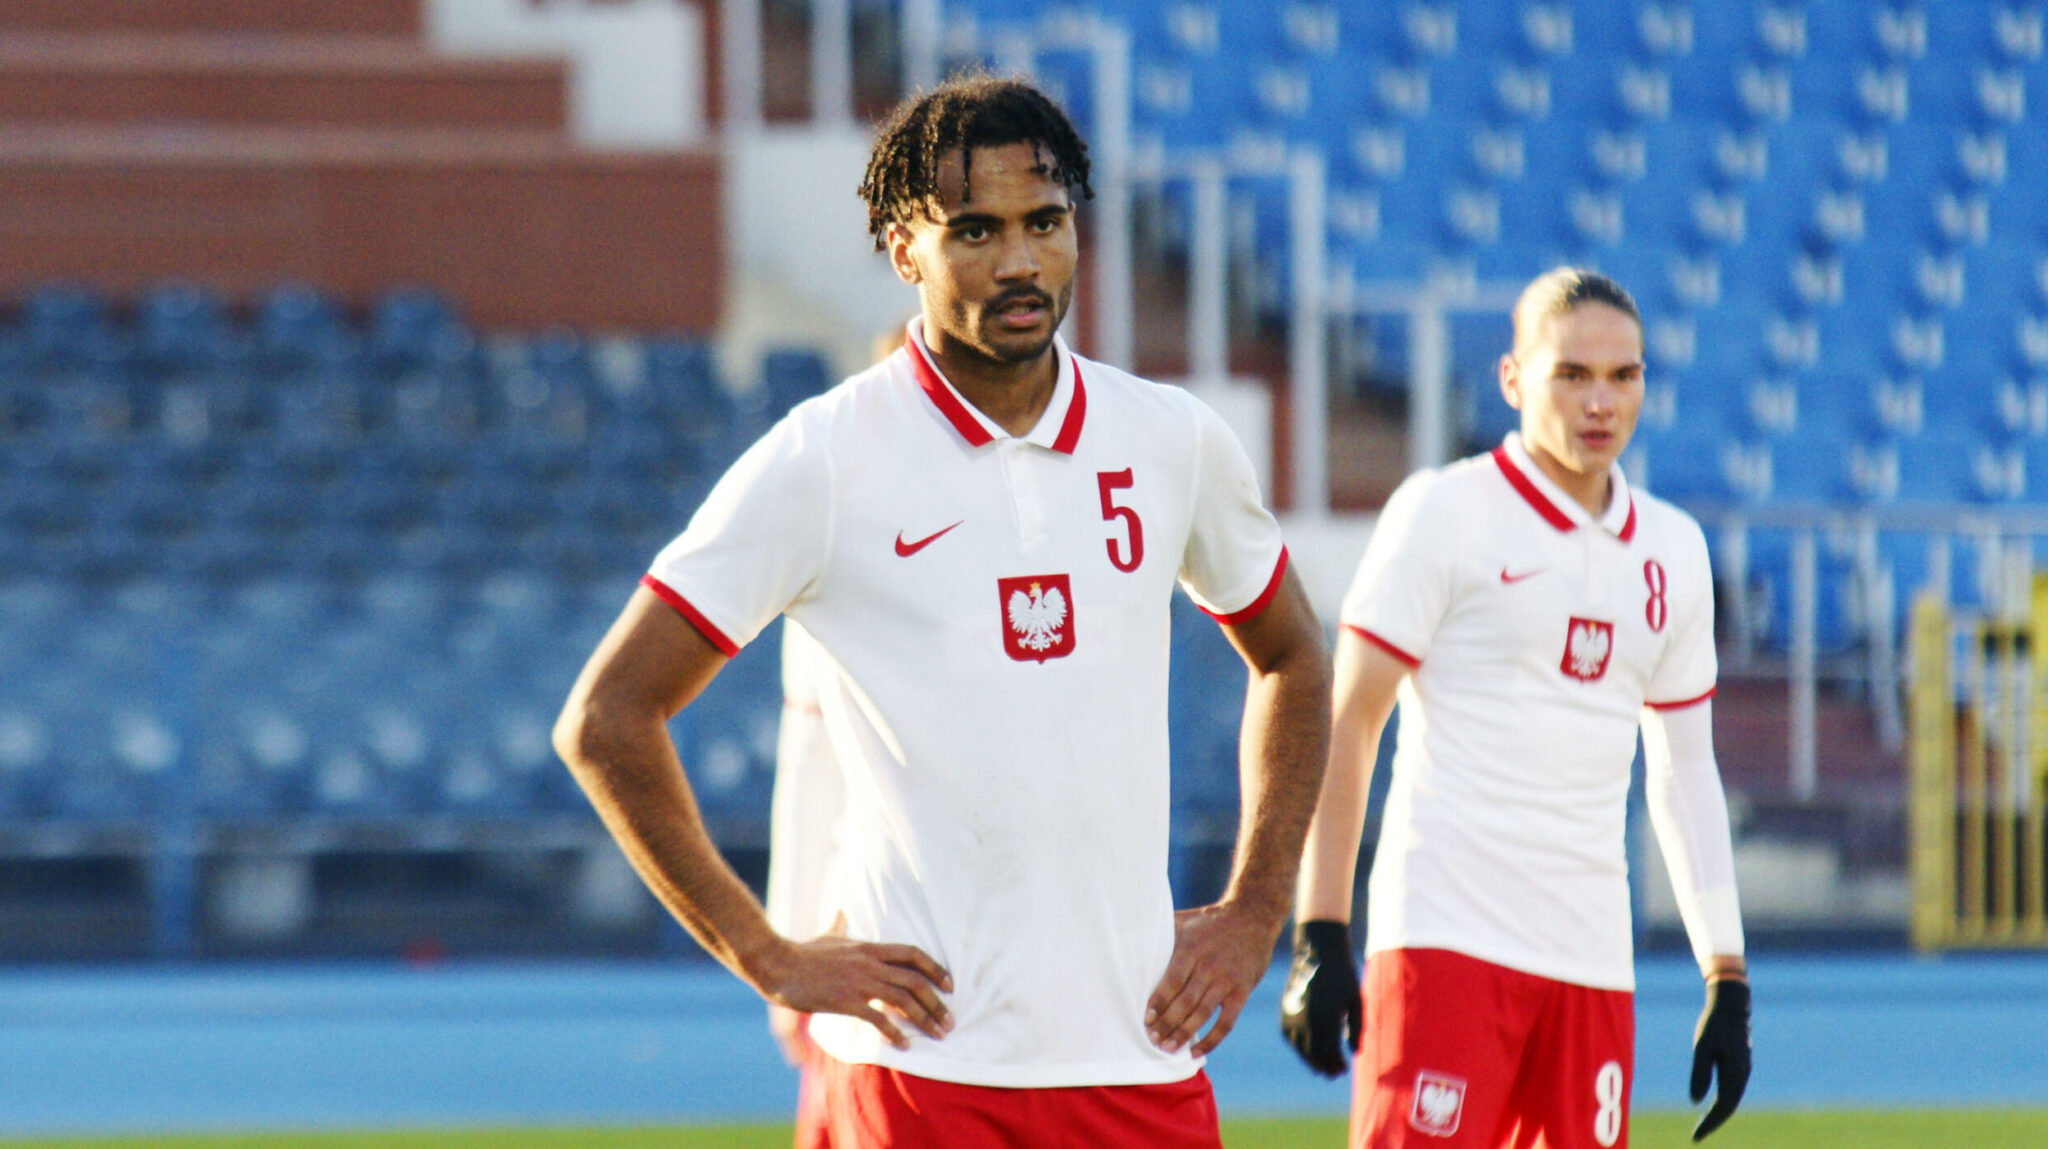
[1146,901,1280,1057]
[1689,977,1751,1141]
[1278,919,1362,1078]
[758,915,954,1051]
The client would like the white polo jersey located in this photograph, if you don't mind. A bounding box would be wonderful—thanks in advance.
[645,319,1287,1087]
[764,618,846,942]
[1343,433,1716,991]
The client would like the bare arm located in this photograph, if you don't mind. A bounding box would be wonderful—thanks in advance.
[554,588,953,1048]
[1295,629,1410,923]
[1146,568,1331,1055]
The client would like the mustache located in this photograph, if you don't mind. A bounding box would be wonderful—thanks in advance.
[988,287,1052,311]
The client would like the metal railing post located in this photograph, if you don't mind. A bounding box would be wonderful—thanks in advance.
[1287,147,1328,515]
[1188,159,1228,381]
[1090,21,1135,370]
[1407,293,1450,472]
[1790,529,1819,801]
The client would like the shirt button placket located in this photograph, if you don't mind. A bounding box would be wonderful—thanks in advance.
[1003,441,1047,551]
[1584,530,1609,607]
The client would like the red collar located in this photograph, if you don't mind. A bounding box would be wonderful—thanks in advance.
[1490,445,1637,542]
[905,334,1086,455]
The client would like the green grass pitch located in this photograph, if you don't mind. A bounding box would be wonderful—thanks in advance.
[4,1112,2048,1148]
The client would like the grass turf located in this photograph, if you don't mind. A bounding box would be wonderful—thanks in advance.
[3,1112,2048,1148]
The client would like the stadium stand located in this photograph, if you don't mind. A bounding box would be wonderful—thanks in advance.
[972,0,2048,652]
[7,0,2036,952]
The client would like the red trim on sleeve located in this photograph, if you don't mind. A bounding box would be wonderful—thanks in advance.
[1491,446,1577,533]
[906,337,996,447]
[1618,496,1638,543]
[640,575,740,657]
[1344,624,1421,668]
[1646,686,1716,712]
[1049,358,1087,454]
[1201,547,1289,626]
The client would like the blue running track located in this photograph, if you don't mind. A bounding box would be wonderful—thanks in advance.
[1,954,2044,1136]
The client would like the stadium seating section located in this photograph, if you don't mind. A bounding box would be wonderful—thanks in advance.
[0,283,805,826]
[958,0,2045,651]
[0,281,1261,887]
[7,2,2033,935]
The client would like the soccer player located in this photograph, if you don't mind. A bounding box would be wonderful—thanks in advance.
[764,326,908,1149]
[1279,269,1751,1147]
[555,75,1330,1148]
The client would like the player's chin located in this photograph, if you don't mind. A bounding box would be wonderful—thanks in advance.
[978,323,1058,364]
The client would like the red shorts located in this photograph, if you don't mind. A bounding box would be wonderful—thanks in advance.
[815,1053,1221,1149]
[794,1016,831,1149]
[1352,948,1634,1149]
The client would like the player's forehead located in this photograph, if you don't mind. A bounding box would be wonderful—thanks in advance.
[925,141,1072,220]
[1521,302,1643,367]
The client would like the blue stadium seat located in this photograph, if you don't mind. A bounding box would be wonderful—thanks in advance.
[1892,432,1992,503]
[136,282,241,373]
[255,283,356,369]
[20,283,125,368]
[761,347,836,421]
[642,336,737,446]
[0,705,58,819]
[1741,526,1865,654]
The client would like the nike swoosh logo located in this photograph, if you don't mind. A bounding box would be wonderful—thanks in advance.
[1500,568,1546,584]
[894,521,964,557]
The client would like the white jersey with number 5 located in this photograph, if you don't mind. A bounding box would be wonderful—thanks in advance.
[644,319,1288,1087]
[1342,433,1716,991]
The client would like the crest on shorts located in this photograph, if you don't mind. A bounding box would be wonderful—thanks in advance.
[1410,1070,1466,1137]
[999,573,1075,663]
[1561,616,1615,683]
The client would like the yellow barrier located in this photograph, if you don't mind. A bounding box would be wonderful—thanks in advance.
[1911,580,2048,950]
[1909,589,1954,950]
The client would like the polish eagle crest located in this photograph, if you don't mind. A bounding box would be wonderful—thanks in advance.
[1561,616,1616,683]
[996,573,1076,663]
[1409,1070,1465,1136]
[1008,581,1068,652]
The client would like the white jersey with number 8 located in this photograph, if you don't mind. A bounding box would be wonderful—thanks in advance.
[1341,433,1717,991]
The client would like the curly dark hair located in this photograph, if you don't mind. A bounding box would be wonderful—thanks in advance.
[859,73,1095,252]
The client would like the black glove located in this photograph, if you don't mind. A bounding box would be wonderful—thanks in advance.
[1689,977,1751,1141]
[1279,919,1362,1078]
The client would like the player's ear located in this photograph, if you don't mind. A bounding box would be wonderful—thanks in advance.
[1498,352,1524,411]
[885,222,923,286]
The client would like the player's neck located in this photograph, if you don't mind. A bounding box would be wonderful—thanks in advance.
[1524,439,1612,518]
[923,332,1059,438]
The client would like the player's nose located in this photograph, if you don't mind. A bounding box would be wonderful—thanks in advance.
[992,226,1040,280]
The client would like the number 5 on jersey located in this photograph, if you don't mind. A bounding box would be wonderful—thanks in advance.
[1098,469,1144,572]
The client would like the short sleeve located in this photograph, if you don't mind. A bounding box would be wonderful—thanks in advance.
[1177,396,1288,623]
[644,411,832,655]
[1645,513,1718,708]
[1338,470,1456,666]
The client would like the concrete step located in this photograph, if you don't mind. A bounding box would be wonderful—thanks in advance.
[0,125,721,331]
[0,0,420,37]
[0,34,567,131]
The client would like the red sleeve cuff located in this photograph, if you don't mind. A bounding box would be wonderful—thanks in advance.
[1201,547,1290,626]
[641,575,740,657]
[1646,686,1716,712]
[1344,624,1421,668]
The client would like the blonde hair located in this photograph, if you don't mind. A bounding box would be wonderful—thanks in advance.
[1511,267,1640,356]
